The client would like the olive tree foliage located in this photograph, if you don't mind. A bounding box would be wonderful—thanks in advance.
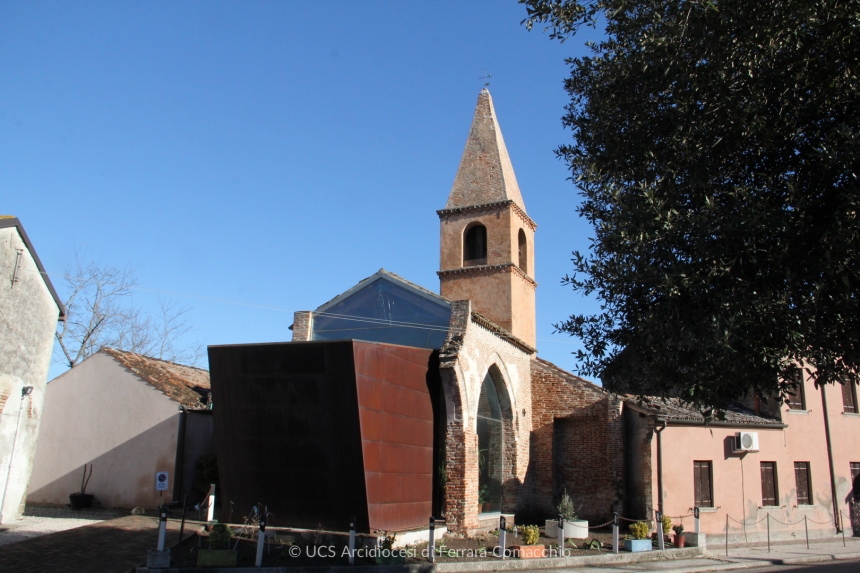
[522,0,860,410]
[55,254,205,368]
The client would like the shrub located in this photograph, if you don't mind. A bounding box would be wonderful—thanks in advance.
[661,515,672,534]
[209,522,232,550]
[629,521,650,540]
[521,525,541,546]
[673,524,684,535]
[556,489,577,521]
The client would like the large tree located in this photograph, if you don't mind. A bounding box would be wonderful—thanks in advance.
[522,0,860,409]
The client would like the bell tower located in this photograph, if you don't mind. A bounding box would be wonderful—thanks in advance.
[438,89,537,348]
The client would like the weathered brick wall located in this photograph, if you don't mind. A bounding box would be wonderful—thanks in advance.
[525,358,624,523]
[291,311,311,341]
[438,300,534,532]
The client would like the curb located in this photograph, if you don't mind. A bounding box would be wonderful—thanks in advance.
[135,547,705,573]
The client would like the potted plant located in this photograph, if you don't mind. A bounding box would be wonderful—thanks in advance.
[655,514,672,544]
[479,485,490,513]
[513,524,545,559]
[672,524,686,548]
[545,489,588,538]
[69,465,94,509]
[374,532,405,565]
[197,522,238,567]
[624,521,652,552]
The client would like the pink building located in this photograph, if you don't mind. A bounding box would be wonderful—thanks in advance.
[625,372,860,544]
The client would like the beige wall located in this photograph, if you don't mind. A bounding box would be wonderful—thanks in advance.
[28,352,180,510]
[653,377,860,543]
[0,226,61,522]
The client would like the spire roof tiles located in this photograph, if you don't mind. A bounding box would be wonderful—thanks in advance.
[445,89,527,213]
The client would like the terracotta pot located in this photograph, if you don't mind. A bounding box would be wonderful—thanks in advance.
[674,534,686,548]
[512,545,546,559]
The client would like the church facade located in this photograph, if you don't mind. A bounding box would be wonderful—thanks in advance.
[285,89,625,532]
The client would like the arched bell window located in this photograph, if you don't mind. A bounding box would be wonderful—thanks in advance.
[464,224,487,266]
[518,229,527,273]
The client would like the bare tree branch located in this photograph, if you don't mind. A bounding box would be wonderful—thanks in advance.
[54,251,204,368]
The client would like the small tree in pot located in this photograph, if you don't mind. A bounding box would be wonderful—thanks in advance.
[69,465,94,509]
[672,524,686,548]
[546,489,588,538]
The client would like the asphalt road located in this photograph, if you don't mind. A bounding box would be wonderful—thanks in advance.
[743,560,860,572]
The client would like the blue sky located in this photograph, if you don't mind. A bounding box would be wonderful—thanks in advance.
[1,1,603,380]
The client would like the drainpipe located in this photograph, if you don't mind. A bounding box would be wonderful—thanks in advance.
[172,408,187,503]
[0,387,33,523]
[655,418,667,515]
[819,385,841,531]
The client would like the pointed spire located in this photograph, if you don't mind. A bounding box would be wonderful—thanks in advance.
[445,89,527,213]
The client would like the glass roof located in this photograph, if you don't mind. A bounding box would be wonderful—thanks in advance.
[311,276,451,350]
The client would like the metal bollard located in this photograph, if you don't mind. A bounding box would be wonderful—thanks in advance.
[766,513,770,553]
[157,505,168,551]
[557,513,564,557]
[348,517,356,565]
[694,507,700,535]
[725,514,729,556]
[804,515,809,549]
[255,514,267,567]
[207,483,216,522]
[655,510,665,551]
[428,517,436,563]
[499,516,507,560]
[612,513,619,555]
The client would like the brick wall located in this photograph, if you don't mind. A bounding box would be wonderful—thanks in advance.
[525,358,625,523]
[438,300,534,532]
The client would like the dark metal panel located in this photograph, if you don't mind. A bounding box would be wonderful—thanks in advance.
[353,342,435,531]
[208,341,369,531]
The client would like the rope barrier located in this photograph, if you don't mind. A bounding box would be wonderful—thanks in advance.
[803,516,834,525]
[664,514,694,519]
[727,515,768,526]
[587,519,616,529]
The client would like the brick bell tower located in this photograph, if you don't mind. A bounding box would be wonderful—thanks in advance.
[438,88,537,348]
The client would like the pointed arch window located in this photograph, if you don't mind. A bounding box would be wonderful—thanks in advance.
[518,229,528,273]
[477,371,503,513]
[464,224,487,266]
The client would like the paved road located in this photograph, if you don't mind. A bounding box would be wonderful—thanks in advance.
[730,561,860,573]
[0,516,181,573]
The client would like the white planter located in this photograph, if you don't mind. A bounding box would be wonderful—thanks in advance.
[545,519,589,539]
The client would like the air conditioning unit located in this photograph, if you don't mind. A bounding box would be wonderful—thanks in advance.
[734,431,760,453]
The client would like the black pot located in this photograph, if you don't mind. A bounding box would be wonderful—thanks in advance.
[69,493,94,509]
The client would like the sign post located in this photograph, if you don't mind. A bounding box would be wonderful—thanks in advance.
[155,472,169,492]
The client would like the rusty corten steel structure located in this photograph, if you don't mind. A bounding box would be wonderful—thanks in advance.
[207,340,440,532]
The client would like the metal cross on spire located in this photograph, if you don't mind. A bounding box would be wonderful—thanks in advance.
[480,70,492,88]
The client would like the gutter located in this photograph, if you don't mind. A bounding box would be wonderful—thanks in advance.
[819,384,841,531]
[173,408,188,503]
[655,418,667,515]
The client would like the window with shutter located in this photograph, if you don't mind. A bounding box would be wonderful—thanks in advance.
[784,368,805,410]
[761,462,779,506]
[794,462,811,505]
[842,376,859,414]
[694,461,714,507]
